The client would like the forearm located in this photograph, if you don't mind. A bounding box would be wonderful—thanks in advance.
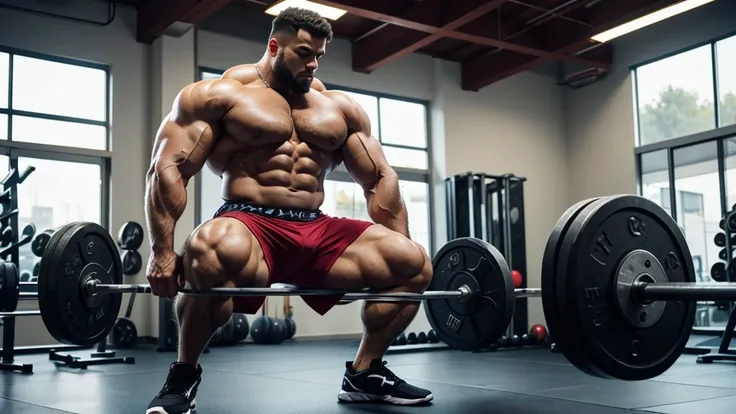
[145,163,188,254]
[365,173,410,238]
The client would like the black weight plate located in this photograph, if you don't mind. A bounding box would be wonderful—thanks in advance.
[558,195,696,380]
[122,250,142,276]
[111,317,138,349]
[38,222,123,347]
[541,197,602,374]
[424,237,514,351]
[117,221,144,251]
[0,261,19,312]
[32,230,54,257]
[37,221,80,345]
[711,262,726,282]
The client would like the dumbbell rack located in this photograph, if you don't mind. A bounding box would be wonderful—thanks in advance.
[686,208,736,364]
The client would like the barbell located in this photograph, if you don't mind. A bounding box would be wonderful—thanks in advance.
[0,194,730,381]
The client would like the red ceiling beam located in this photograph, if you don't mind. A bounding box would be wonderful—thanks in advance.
[461,0,681,91]
[353,0,508,72]
[137,0,233,43]
[315,0,608,68]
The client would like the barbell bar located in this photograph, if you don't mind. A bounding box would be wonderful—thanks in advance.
[13,194,736,383]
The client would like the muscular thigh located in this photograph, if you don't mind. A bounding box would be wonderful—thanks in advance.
[325,224,427,290]
[183,217,269,289]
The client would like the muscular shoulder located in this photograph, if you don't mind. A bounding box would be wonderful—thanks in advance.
[173,79,244,121]
[322,91,369,134]
[221,64,260,86]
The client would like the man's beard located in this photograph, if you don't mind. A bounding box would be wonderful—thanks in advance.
[274,57,313,93]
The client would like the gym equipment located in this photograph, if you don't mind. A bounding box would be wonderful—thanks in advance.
[110,291,139,349]
[0,261,19,312]
[427,329,438,343]
[284,316,296,340]
[26,194,736,382]
[528,324,547,343]
[110,318,137,349]
[122,250,142,276]
[250,315,277,344]
[117,221,144,250]
[31,221,528,347]
[446,172,529,340]
[31,229,54,257]
[220,313,249,345]
[407,332,418,344]
[417,331,428,343]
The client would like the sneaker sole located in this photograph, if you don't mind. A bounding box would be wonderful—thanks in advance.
[145,398,196,414]
[337,390,433,405]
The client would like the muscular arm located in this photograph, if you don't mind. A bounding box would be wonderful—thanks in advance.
[331,92,409,237]
[145,79,240,253]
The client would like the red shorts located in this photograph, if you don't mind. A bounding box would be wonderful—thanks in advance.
[214,202,373,315]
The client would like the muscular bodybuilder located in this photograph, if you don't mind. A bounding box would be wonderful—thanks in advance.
[144,7,433,414]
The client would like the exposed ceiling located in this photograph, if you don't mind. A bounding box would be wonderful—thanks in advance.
[133,0,688,91]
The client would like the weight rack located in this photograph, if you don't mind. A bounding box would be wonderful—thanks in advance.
[0,162,134,373]
[445,172,529,341]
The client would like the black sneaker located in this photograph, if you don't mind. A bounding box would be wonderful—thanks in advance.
[338,359,433,405]
[146,362,202,414]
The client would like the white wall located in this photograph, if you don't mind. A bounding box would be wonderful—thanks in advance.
[437,61,568,328]
[0,1,152,345]
[565,0,736,202]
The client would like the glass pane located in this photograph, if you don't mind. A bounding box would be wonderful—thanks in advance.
[335,90,380,139]
[673,142,726,326]
[716,35,736,128]
[17,158,101,280]
[321,179,431,255]
[0,52,8,108]
[13,56,106,121]
[383,146,427,170]
[400,180,430,255]
[321,180,370,222]
[12,116,107,150]
[201,71,222,80]
[636,45,716,146]
[379,98,427,148]
[0,114,6,140]
[639,150,670,216]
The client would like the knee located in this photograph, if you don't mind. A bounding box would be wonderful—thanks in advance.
[394,238,432,292]
[184,219,253,289]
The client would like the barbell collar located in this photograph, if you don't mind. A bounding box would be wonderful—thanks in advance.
[635,282,736,302]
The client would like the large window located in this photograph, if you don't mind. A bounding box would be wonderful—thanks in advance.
[635,33,736,329]
[196,69,434,255]
[0,47,110,281]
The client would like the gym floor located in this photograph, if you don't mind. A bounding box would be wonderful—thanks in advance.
[2,336,736,413]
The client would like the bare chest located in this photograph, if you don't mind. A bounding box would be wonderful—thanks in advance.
[223,89,348,151]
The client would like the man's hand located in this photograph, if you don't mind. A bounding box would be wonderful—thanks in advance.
[146,250,183,297]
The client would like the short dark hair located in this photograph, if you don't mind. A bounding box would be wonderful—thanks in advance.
[270,7,334,42]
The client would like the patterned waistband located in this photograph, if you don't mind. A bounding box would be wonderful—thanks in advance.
[214,201,323,222]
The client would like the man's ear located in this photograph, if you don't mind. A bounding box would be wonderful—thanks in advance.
[268,38,279,57]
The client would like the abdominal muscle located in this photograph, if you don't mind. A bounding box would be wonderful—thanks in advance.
[207,135,340,211]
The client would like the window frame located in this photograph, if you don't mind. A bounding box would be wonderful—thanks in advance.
[0,45,111,230]
[632,30,736,148]
[194,68,436,255]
